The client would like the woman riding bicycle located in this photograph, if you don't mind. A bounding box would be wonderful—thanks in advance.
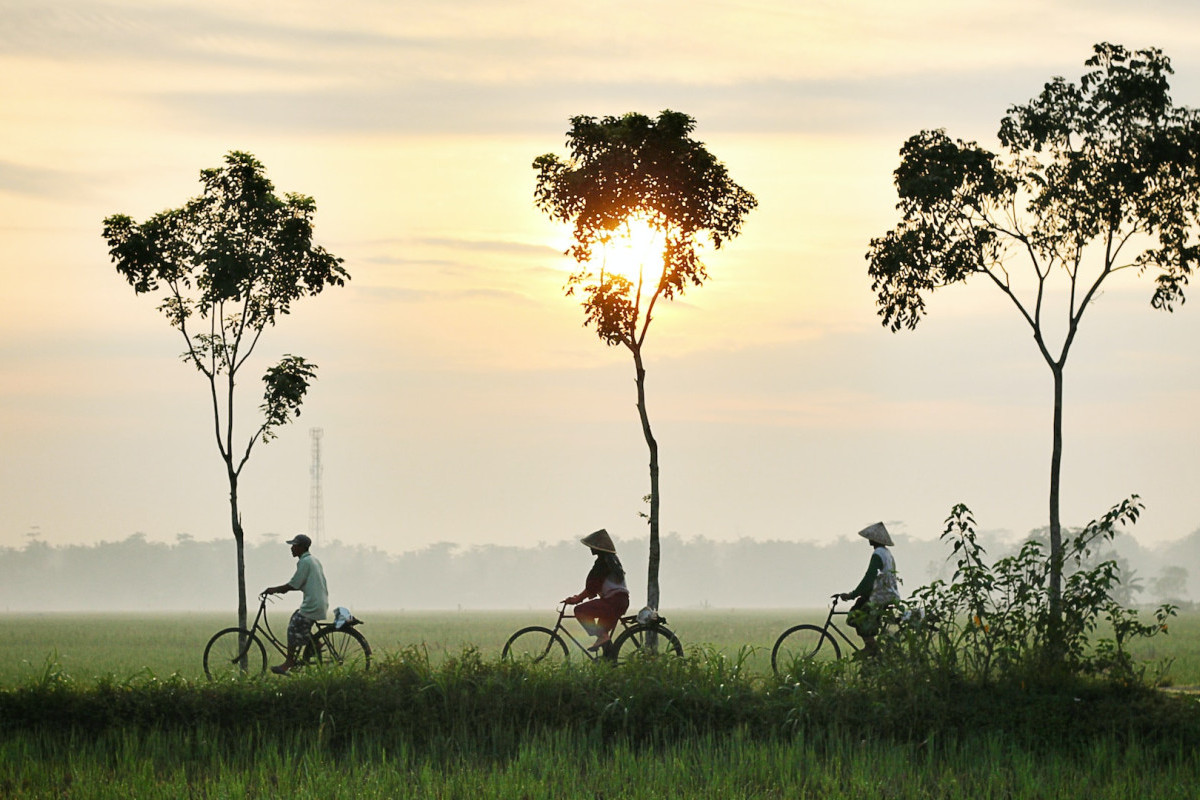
[563,529,630,655]
[839,521,900,656]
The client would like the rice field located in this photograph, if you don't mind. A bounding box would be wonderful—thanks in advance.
[5,727,1199,799]
[4,608,1199,798]
[2,607,1197,687]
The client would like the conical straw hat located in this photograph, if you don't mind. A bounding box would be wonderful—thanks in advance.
[857,522,894,547]
[580,529,617,553]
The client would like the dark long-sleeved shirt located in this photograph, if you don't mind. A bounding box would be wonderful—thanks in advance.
[847,552,884,600]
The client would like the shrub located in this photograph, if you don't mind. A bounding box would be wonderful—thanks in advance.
[882,496,1176,686]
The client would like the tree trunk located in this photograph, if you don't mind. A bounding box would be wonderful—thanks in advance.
[1046,363,1065,660]
[229,472,247,631]
[631,345,660,613]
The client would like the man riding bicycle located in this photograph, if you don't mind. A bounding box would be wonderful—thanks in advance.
[263,533,328,675]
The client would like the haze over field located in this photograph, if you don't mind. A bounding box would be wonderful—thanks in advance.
[2,1,1199,568]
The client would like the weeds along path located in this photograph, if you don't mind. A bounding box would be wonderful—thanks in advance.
[3,649,1200,754]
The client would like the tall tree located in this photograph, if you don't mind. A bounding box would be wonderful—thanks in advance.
[866,44,1199,656]
[103,151,348,632]
[534,110,757,611]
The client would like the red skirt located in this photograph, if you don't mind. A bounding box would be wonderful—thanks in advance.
[574,593,630,635]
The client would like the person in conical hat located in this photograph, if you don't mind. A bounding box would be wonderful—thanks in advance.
[580,528,617,553]
[839,522,901,656]
[563,529,630,655]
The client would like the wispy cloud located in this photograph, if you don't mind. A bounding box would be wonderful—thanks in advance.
[0,160,95,200]
[353,284,536,306]
[12,1,1200,141]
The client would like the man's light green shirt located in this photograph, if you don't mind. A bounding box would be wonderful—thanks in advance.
[289,552,329,620]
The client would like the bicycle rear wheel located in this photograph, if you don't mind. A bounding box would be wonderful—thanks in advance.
[771,624,841,676]
[613,624,684,664]
[502,626,569,664]
[304,627,372,671]
[203,627,267,680]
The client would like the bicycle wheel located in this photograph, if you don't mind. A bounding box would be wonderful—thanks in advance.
[203,627,267,680]
[501,626,569,664]
[771,624,841,675]
[304,627,372,671]
[613,624,684,664]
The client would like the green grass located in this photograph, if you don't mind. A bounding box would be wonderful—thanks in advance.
[1,607,1194,687]
[3,726,1198,799]
[3,648,1200,799]
[3,608,1195,798]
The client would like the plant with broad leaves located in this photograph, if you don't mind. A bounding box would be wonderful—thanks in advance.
[888,496,1175,685]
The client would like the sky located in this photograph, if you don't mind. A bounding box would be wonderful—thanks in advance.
[2,0,1199,564]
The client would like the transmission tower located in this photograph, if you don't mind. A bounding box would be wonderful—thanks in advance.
[308,428,325,546]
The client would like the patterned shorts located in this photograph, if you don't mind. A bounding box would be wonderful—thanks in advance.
[287,610,316,650]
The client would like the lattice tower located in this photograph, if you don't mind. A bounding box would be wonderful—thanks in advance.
[308,427,324,546]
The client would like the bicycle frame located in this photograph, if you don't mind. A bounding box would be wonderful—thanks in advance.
[247,595,292,658]
[548,603,626,659]
[818,596,861,654]
[246,594,342,659]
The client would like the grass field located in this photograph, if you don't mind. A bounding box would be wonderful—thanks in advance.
[2,606,1197,687]
[6,727,1199,799]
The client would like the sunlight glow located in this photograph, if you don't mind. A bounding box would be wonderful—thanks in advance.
[595,217,665,289]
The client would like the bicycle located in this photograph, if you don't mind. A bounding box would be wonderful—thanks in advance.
[203,593,372,680]
[770,594,862,675]
[502,603,684,664]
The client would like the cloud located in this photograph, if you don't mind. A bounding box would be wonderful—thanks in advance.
[142,73,1047,139]
[10,1,1200,146]
[360,237,558,259]
[0,160,95,200]
[352,284,536,306]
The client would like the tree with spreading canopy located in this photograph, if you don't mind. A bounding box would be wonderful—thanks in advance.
[866,43,1199,659]
[534,110,757,612]
[102,151,348,633]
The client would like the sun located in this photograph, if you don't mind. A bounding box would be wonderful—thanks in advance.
[595,216,665,287]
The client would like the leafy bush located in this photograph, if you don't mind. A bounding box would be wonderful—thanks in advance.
[882,496,1176,685]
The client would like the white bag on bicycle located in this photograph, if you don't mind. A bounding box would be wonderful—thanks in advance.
[636,606,659,625]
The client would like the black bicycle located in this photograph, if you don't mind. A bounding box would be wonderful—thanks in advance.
[203,593,371,680]
[771,595,860,675]
[502,603,684,664]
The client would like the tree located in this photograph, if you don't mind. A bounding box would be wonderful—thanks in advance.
[102,151,348,633]
[866,44,1200,657]
[534,110,757,611]
[1151,565,1189,607]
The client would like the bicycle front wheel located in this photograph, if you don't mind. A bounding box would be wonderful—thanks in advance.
[203,627,267,680]
[613,624,684,664]
[502,626,569,664]
[771,624,841,676]
[305,627,372,671]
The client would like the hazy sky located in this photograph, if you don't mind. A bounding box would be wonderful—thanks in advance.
[2,0,1199,560]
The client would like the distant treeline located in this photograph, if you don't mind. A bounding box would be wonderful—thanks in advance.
[2,527,1196,613]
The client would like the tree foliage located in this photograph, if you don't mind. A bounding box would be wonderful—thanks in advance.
[534,110,757,349]
[869,43,1199,333]
[102,151,348,627]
